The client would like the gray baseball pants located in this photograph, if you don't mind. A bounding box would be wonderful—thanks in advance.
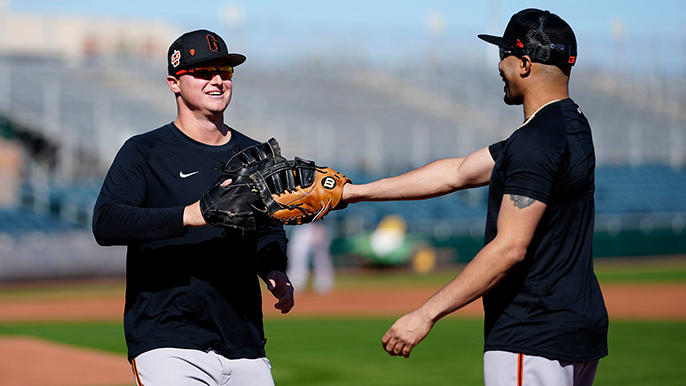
[484,350,599,386]
[132,347,274,386]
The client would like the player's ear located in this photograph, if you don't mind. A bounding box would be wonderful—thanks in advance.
[519,55,533,77]
[167,75,181,94]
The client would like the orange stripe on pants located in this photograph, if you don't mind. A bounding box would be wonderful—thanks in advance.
[132,358,144,386]
[518,353,524,386]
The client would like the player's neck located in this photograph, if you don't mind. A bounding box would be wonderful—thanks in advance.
[521,70,570,120]
[522,89,569,121]
[174,114,231,146]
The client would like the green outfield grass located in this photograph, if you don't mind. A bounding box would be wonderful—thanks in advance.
[0,256,684,386]
[0,321,127,354]
[593,257,686,283]
[0,319,684,386]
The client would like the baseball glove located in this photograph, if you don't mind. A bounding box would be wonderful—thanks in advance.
[250,157,351,225]
[200,138,284,230]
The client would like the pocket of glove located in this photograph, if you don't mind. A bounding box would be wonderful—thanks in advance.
[250,157,351,225]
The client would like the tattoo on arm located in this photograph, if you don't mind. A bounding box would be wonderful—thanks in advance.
[510,195,535,209]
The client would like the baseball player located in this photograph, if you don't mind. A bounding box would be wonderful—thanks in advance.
[287,221,335,295]
[93,29,293,386]
[341,9,608,386]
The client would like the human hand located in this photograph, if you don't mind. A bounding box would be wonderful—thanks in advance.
[265,270,294,314]
[382,309,434,358]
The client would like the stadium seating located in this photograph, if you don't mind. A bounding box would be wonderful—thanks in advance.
[1,55,684,240]
[0,207,76,233]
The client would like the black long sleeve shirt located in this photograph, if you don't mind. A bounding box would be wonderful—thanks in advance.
[93,123,287,361]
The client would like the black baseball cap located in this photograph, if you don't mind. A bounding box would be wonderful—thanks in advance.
[478,9,577,66]
[167,29,246,76]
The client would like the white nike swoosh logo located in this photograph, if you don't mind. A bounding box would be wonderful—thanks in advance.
[179,171,199,178]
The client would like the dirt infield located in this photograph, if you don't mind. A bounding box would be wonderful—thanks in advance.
[0,282,685,386]
[263,283,686,320]
[0,337,133,386]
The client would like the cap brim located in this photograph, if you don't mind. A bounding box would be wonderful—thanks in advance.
[478,34,507,49]
[223,53,247,67]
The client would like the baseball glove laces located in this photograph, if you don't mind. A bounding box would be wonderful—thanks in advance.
[250,156,351,225]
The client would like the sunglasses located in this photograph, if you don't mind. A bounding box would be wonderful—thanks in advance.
[499,48,515,61]
[175,65,234,80]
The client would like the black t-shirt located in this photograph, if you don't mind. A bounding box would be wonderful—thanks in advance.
[484,99,608,362]
[93,123,287,361]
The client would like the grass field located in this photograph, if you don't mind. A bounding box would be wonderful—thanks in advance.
[0,256,685,386]
[0,319,684,386]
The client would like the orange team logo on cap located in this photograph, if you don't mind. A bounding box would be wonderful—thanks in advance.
[207,34,220,52]
[516,39,524,48]
[190,49,196,56]
[171,50,181,67]
[568,56,576,64]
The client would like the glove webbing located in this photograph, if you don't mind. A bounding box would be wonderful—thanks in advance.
[251,158,328,215]
[259,157,320,193]
[219,138,282,173]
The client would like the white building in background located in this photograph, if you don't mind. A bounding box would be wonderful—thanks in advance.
[0,2,180,201]
[0,1,178,64]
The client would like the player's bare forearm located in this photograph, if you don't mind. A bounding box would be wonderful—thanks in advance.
[183,201,208,227]
[418,194,547,322]
[381,224,519,359]
[421,239,525,322]
[381,233,528,358]
[382,194,547,358]
[385,242,525,359]
[342,160,455,203]
[343,147,494,204]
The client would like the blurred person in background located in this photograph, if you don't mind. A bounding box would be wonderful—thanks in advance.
[287,220,335,295]
[92,29,293,386]
[341,9,608,386]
